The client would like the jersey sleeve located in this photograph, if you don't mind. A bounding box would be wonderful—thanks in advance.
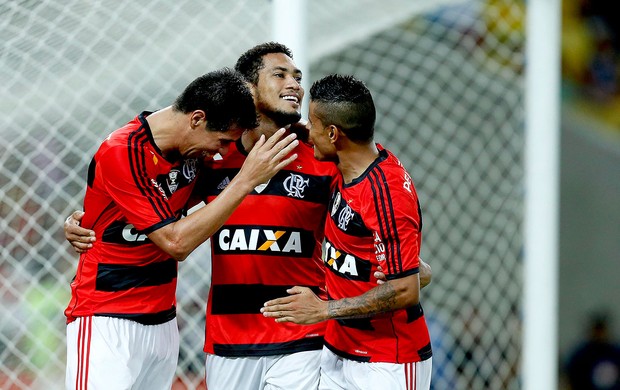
[98,144,176,232]
[361,173,421,278]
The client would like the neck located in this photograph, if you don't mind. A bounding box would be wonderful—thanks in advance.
[337,141,379,184]
[145,106,180,159]
[240,112,290,153]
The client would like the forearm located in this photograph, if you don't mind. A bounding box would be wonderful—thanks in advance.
[327,276,419,320]
[150,176,255,260]
[150,129,299,260]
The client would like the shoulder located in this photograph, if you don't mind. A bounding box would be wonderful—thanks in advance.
[378,150,418,195]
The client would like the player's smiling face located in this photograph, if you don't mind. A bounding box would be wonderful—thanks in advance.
[253,53,303,126]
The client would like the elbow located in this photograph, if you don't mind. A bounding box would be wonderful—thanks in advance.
[393,282,419,308]
[149,225,192,261]
[419,262,432,289]
[161,240,190,262]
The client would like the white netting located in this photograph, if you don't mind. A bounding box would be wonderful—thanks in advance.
[0,1,525,389]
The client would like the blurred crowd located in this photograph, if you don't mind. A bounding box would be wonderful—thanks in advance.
[562,0,620,128]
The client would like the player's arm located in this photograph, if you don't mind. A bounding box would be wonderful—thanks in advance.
[148,130,298,261]
[419,258,432,287]
[375,257,431,288]
[65,129,298,260]
[261,273,420,325]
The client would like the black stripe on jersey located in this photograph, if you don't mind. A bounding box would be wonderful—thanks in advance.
[327,190,372,237]
[417,198,423,231]
[87,157,97,188]
[95,258,177,291]
[96,305,176,326]
[203,168,332,205]
[211,284,322,315]
[324,341,371,362]
[102,220,151,245]
[101,218,178,243]
[127,128,171,221]
[405,302,424,323]
[137,133,173,218]
[212,337,324,357]
[335,317,374,331]
[368,167,402,274]
[418,342,433,361]
[384,266,419,281]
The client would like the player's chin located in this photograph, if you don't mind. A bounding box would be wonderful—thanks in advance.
[279,105,301,118]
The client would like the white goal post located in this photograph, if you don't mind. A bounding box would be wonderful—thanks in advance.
[0,1,549,389]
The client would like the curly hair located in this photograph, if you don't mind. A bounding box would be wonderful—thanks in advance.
[234,42,293,85]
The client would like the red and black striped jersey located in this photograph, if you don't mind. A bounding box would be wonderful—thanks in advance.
[200,138,339,356]
[64,112,199,325]
[322,147,432,363]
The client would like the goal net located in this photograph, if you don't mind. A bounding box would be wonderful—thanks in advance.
[0,0,525,389]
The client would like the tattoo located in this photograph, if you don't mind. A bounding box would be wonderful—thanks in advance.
[327,282,398,320]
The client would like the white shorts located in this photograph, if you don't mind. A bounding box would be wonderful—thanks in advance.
[205,350,321,390]
[66,316,179,390]
[318,347,432,390]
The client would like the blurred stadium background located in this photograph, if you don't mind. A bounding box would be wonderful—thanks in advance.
[0,0,618,389]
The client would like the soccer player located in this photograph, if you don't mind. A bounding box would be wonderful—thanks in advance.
[63,67,299,390]
[65,43,433,389]
[198,42,335,390]
[261,74,433,389]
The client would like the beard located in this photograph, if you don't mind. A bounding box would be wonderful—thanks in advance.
[268,109,302,128]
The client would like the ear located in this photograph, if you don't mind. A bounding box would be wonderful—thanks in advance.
[328,125,336,139]
[190,110,206,128]
[328,125,340,143]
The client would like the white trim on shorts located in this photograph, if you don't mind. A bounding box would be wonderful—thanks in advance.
[66,316,179,390]
[318,346,432,390]
[205,350,321,390]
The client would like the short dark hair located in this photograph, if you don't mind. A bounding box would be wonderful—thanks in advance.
[173,68,258,132]
[235,42,293,85]
[309,74,376,143]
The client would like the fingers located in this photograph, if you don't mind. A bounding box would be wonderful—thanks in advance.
[66,224,95,242]
[263,295,292,308]
[286,119,309,142]
[71,210,85,222]
[286,286,306,295]
[256,128,299,156]
[260,308,293,323]
[65,211,95,253]
[240,129,299,187]
[374,265,387,285]
[71,242,93,254]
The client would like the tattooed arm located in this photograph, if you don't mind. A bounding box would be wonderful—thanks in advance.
[261,273,420,325]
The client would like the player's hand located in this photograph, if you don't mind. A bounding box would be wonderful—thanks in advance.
[237,128,299,189]
[374,265,387,285]
[64,210,96,253]
[261,286,328,325]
